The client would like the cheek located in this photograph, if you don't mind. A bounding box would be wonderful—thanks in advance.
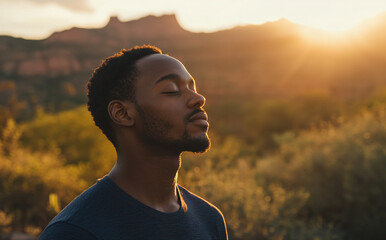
[148,100,185,117]
[141,104,185,127]
[146,105,173,119]
[137,94,188,127]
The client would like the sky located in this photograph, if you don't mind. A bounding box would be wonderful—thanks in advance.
[1,0,386,39]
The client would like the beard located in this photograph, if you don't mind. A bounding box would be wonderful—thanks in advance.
[135,104,210,154]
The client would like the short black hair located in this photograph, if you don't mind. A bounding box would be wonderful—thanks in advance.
[87,45,162,146]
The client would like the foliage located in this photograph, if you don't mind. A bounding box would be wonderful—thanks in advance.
[257,104,386,239]
[0,119,86,233]
[0,81,27,130]
[20,106,116,183]
[209,91,342,151]
[0,211,12,239]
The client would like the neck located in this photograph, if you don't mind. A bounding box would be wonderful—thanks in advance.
[108,143,182,213]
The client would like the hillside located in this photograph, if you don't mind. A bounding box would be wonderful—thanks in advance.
[1,13,386,117]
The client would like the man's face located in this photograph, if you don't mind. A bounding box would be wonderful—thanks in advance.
[133,54,210,154]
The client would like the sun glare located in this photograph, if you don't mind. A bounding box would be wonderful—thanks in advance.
[238,0,386,33]
[289,11,374,33]
[174,1,386,37]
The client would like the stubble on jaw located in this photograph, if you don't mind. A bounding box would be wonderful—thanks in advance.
[135,104,210,154]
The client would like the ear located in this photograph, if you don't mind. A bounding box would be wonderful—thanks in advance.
[108,100,135,127]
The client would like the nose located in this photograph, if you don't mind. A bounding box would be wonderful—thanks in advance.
[187,90,206,108]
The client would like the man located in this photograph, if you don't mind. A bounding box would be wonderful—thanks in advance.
[40,45,228,240]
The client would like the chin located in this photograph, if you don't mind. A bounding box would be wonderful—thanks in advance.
[182,135,211,154]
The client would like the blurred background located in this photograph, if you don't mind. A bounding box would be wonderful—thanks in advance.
[1,0,386,239]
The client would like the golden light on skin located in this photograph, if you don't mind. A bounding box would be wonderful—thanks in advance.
[0,0,386,39]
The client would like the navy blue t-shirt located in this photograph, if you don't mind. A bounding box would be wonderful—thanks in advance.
[39,176,228,240]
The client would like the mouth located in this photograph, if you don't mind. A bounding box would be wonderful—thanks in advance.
[188,111,209,127]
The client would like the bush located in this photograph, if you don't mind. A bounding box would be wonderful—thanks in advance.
[257,105,386,239]
[0,119,86,233]
[20,106,116,183]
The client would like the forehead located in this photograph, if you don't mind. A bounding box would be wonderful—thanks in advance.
[135,54,191,85]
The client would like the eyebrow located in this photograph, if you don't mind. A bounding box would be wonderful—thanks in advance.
[154,73,195,86]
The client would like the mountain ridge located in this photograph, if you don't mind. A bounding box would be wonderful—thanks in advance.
[45,14,190,44]
[0,13,386,116]
[2,11,385,41]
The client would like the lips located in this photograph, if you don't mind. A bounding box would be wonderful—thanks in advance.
[188,111,209,128]
[189,111,208,122]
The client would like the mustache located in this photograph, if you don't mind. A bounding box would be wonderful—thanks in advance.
[185,108,206,122]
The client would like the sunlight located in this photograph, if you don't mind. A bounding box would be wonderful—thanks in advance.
[290,10,375,33]
[175,0,386,34]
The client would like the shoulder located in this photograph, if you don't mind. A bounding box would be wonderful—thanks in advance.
[178,185,223,217]
[39,221,98,240]
[178,186,226,224]
[49,179,106,224]
[44,177,115,234]
[178,186,228,239]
